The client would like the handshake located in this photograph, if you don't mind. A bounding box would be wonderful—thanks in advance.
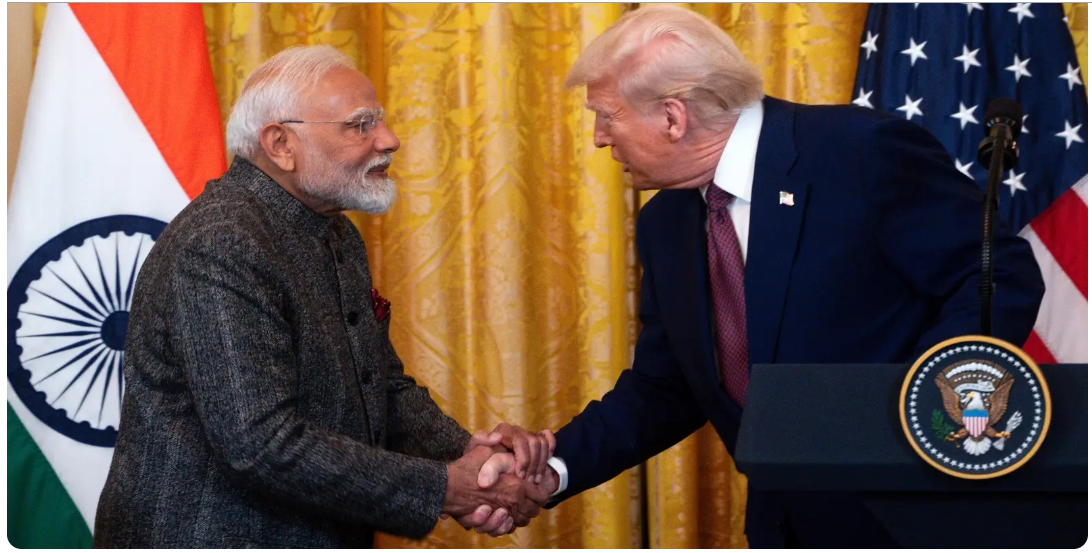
[440,423,559,536]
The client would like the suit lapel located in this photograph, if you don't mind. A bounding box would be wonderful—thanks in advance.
[659,192,721,389]
[650,192,720,386]
[687,196,720,383]
[745,98,806,366]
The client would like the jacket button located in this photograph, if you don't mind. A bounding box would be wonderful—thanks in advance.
[347,311,359,325]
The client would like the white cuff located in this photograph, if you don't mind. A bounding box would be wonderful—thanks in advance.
[546,456,568,497]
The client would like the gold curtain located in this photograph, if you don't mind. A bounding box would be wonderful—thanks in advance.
[30,2,1088,549]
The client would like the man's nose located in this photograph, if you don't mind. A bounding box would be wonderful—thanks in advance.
[373,121,400,153]
[592,129,611,149]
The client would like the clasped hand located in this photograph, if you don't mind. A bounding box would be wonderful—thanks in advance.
[441,423,556,536]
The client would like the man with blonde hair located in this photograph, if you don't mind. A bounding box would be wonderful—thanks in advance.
[534,5,1043,547]
[93,45,554,547]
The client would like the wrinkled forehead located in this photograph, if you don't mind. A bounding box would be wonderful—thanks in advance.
[303,66,383,118]
[585,79,626,114]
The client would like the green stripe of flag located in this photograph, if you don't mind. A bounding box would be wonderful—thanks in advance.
[7,404,93,548]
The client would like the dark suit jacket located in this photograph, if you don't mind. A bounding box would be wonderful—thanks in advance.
[94,159,470,548]
[551,97,1045,544]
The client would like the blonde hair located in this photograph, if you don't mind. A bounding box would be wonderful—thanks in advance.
[225,45,355,160]
[566,5,763,130]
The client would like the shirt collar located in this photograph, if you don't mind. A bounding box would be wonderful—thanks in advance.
[228,156,335,238]
[700,100,764,203]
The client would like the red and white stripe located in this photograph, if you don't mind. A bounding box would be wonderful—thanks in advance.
[966,414,988,438]
[1019,176,1088,364]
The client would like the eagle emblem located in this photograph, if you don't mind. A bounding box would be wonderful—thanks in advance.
[900,336,1050,479]
[934,361,1023,456]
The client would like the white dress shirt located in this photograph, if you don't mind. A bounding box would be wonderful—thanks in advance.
[550,100,765,497]
[700,100,764,263]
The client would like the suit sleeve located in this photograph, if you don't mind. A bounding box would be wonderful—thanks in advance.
[383,336,472,462]
[549,210,709,503]
[861,117,1045,354]
[174,230,446,539]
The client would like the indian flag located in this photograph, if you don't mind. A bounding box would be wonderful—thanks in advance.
[7,4,224,547]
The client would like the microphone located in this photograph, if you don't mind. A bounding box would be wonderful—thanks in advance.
[975,98,1022,337]
[977,98,1022,170]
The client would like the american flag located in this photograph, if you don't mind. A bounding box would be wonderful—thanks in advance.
[853,3,1087,363]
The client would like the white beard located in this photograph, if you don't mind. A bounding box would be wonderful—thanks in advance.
[298,147,396,215]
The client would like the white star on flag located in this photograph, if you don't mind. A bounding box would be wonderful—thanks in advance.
[852,88,874,109]
[1022,114,1029,134]
[1005,54,1032,83]
[964,3,983,14]
[861,31,879,60]
[1055,120,1084,149]
[955,159,974,178]
[1009,3,1035,24]
[901,38,928,67]
[951,102,979,129]
[1003,170,1028,196]
[896,94,924,120]
[1059,63,1083,91]
[954,45,982,74]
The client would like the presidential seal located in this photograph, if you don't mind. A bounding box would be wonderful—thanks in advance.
[899,335,1051,479]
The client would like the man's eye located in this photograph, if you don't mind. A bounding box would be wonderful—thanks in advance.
[352,119,380,134]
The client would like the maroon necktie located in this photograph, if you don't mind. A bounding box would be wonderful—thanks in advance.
[706,185,749,406]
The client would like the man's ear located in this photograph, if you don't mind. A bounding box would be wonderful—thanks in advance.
[663,98,688,143]
[258,123,297,172]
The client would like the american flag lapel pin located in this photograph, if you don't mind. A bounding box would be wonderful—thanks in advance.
[779,191,795,206]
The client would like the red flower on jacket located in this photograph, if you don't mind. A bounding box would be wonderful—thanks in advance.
[371,288,391,322]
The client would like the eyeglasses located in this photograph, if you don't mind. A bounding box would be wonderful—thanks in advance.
[279,107,385,138]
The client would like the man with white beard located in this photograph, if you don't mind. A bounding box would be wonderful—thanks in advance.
[94,46,553,548]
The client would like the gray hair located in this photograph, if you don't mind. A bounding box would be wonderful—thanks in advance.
[225,45,355,160]
[565,5,764,131]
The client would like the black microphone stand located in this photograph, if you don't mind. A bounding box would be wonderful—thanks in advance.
[976,105,1020,337]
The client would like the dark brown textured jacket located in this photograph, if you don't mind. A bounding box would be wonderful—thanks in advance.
[94,158,470,548]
